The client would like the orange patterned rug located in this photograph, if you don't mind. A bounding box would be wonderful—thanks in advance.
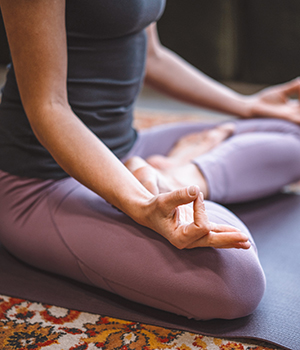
[133,109,223,130]
[0,109,292,350]
[0,295,279,350]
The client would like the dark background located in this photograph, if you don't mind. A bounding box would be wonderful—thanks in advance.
[0,6,9,65]
[1,0,300,85]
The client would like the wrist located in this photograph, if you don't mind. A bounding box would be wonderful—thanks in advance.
[117,191,155,227]
[231,93,254,119]
[131,196,156,228]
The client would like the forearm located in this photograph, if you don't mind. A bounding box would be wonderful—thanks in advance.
[1,0,153,227]
[145,46,251,118]
[30,103,154,224]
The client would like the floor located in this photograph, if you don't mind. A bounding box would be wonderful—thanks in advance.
[0,65,290,350]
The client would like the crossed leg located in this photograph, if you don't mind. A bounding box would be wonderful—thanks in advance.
[0,170,265,320]
[1,118,299,321]
[126,118,300,203]
[125,122,236,197]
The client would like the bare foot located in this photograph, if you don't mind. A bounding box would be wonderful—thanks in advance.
[125,156,209,198]
[125,157,174,195]
[147,122,235,170]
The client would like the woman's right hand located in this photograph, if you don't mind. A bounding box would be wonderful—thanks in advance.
[245,78,300,124]
[141,185,251,250]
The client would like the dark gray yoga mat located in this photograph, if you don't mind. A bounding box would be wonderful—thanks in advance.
[1,193,300,350]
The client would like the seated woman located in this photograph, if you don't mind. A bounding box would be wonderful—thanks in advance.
[0,0,300,320]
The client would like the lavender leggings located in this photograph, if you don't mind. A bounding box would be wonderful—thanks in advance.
[1,119,300,320]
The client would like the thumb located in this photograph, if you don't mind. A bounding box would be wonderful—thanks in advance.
[161,185,200,213]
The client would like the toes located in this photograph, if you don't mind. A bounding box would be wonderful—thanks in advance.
[209,122,236,140]
[147,155,175,170]
[200,122,235,147]
[218,122,236,135]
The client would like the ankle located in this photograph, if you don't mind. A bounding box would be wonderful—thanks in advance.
[170,164,209,199]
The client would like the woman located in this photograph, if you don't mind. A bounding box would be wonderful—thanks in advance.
[0,0,300,320]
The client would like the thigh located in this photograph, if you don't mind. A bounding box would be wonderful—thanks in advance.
[0,170,265,320]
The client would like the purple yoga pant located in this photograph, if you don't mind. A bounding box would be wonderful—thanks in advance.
[1,118,300,320]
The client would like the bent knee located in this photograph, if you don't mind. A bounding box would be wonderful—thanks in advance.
[216,263,266,320]
[181,251,266,320]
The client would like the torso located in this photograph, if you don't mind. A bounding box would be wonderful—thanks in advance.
[0,0,166,179]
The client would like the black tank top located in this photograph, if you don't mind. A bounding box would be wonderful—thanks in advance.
[0,0,165,179]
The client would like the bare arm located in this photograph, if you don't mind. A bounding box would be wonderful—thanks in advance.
[0,0,250,249]
[145,23,300,123]
[0,0,154,219]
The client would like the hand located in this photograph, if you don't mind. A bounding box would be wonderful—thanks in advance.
[248,78,300,124]
[143,185,251,250]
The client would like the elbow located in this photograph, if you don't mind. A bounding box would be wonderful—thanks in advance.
[25,99,72,146]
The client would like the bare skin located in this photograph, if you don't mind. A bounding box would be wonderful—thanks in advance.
[125,155,208,197]
[126,123,236,199]
[146,23,300,124]
[147,122,235,170]
[2,2,298,250]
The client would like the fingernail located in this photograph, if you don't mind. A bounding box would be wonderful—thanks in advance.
[188,185,198,196]
[200,192,204,201]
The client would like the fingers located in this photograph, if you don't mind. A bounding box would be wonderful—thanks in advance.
[179,224,250,250]
[208,223,250,248]
[277,77,300,97]
[156,187,250,250]
[180,194,250,249]
[183,222,250,250]
[210,222,243,233]
[200,231,250,249]
[160,185,200,214]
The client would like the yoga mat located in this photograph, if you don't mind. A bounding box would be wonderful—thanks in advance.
[1,192,300,350]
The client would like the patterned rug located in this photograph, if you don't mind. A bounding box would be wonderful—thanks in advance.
[0,295,280,350]
[133,108,227,130]
[2,109,297,350]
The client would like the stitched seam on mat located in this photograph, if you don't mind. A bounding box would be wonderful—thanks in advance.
[46,183,111,291]
[102,276,199,319]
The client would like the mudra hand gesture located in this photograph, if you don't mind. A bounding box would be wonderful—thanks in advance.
[145,185,251,250]
[249,78,300,124]
[125,157,250,250]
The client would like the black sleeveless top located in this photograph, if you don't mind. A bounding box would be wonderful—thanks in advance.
[0,0,166,179]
